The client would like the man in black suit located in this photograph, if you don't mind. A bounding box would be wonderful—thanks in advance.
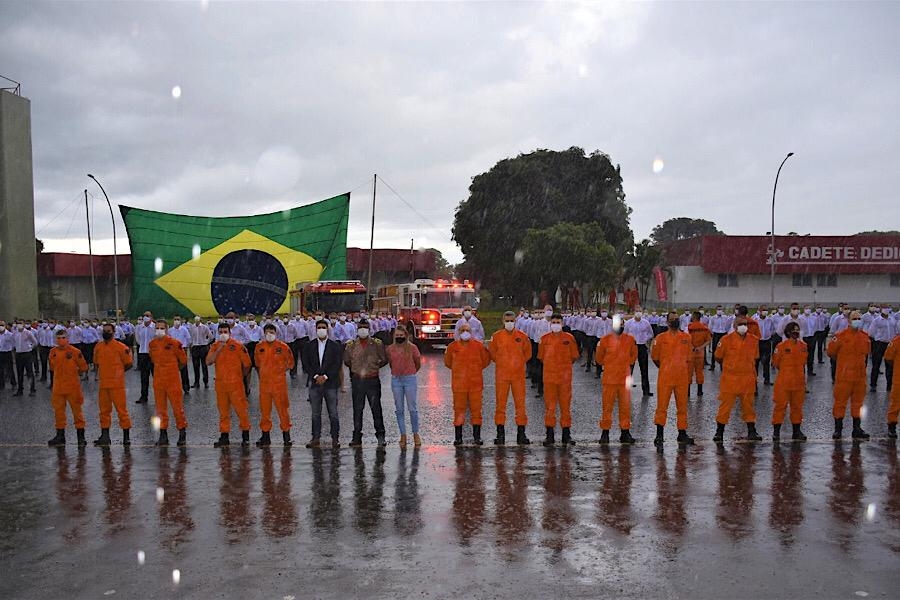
[301,319,343,448]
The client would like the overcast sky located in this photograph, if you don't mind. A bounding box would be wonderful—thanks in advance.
[3,1,899,264]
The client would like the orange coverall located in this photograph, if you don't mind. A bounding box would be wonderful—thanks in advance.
[688,321,711,385]
[93,339,133,429]
[827,328,871,419]
[714,331,760,424]
[771,338,807,425]
[884,335,900,424]
[489,328,532,426]
[149,336,188,430]
[208,339,252,432]
[595,332,637,430]
[254,340,295,432]
[537,331,580,428]
[444,339,491,426]
[650,330,693,429]
[48,344,88,429]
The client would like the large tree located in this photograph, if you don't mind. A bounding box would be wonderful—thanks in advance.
[452,147,633,298]
[650,217,723,245]
[625,238,665,304]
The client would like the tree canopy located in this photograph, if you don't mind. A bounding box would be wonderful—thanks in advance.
[520,222,618,296]
[452,147,633,298]
[650,217,723,245]
[624,238,665,303]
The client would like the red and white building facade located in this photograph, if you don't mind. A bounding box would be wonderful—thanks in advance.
[653,235,900,307]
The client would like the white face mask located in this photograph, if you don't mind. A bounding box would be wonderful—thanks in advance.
[791,309,799,316]
[0,326,5,333]
[195,316,201,322]
[173,320,181,326]
[263,332,276,342]
[803,308,811,315]
[459,331,472,341]
[544,310,553,318]
[850,320,862,330]
[716,310,723,316]
[778,308,785,315]
[599,312,607,318]
[463,310,472,318]
[736,325,748,335]
[143,317,151,323]
[760,310,768,316]
[357,328,369,339]
[219,333,230,342]
[550,323,563,333]
[339,315,346,322]
[634,311,643,319]
[504,321,515,332]
[316,328,328,340]
[155,329,166,338]
[227,318,235,325]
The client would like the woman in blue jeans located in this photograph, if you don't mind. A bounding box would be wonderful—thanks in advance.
[386,326,422,447]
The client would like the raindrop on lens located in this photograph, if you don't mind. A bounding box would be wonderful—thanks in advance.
[625,375,633,388]
[154,257,163,274]
[171,85,182,99]
[652,157,665,174]
[192,244,201,260]
[156,487,165,503]
[172,569,181,585]
[151,415,161,431]
[137,550,145,565]
[865,503,876,522]
[859,405,868,420]
[612,314,623,330]
[514,250,524,265]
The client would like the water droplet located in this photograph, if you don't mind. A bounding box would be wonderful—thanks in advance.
[137,550,145,565]
[156,487,165,503]
[154,257,163,274]
[859,405,868,420]
[171,86,182,99]
[625,375,633,388]
[172,569,181,585]
[855,592,869,598]
[103,591,116,596]
[577,64,589,78]
[192,244,201,260]
[151,415,161,431]
[612,314,623,330]
[647,491,658,502]
[865,503,876,522]
[652,157,665,174]
[514,249,524,265]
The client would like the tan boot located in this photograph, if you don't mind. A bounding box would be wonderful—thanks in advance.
[399,434,407,448]
[413,433,422,447]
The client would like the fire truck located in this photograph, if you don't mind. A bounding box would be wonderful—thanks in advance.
[289,280,368,315]
[373,279,477,349]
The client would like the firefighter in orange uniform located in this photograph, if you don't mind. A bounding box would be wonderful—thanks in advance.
[444,322,491,446]
[713,315,761,442]
[207,321,253,447]
[92,322,134,447]
[771,321,808,441]
[149,319,189,447]
[827,310,871,440]
[488,311,533,445]
[594,318,637,444]
[884,333,900,439]
[537,313,580,447]
[254,323,295,447]
[46,329,89,446]
[687,311,711,397]
[651,312,695,446]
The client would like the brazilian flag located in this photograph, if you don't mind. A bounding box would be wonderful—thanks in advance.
[120,193,349,317]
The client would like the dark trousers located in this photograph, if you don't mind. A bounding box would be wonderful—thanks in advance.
[572,330,584,356]
[288,340,299,377]
[179,365,190,391]
[830,357,838,383]
[0,351,16,388]
[756,339,772,383]
[814,330,827,363]
[191,345,209,385]
[631,344,650,394]
[803,337,816,374]
[39,346,51,380]
[528,340,543,393]
[309,384,340,440]
[15,351,35,392]
[138,352,153,400]
[871,340,893,389]
[245,341,258,391]
[350,376,385,440]
[583,336,597,370]
[710,333,725,370]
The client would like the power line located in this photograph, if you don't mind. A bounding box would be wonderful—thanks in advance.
[377,176,447,235]
[35,191,84,236]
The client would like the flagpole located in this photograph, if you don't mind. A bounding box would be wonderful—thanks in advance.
[367,174,376,302]
[85,190,99,318]
[409,238,414,281]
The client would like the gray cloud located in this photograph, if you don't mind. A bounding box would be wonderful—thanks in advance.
[2,1,898,263]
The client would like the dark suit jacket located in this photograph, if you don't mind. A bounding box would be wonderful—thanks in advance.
[301,338,343,389]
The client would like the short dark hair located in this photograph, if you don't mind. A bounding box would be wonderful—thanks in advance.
[217,322,231,331]
[550,313,562,321]
[315,319,329,329]
[263,323,276,333]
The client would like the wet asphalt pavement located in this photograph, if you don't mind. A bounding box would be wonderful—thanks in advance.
[1,351,898,599]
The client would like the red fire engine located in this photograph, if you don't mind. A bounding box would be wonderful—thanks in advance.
[374,279,477,349]
[289,280,368,316]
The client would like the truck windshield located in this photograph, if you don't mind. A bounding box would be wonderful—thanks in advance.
[306,292,367,313]
[423,290,475,309]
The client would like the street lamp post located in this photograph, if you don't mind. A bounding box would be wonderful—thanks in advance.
[87,174,119,322]
[770,152,794,305]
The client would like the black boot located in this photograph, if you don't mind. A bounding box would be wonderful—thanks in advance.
[832,418,843,440]
[677,429,695,445]
[93,428,111,446]
[747,422,762,442]
[599,430,610,444]
[283,431,293,447]
[543,426,555,447]
[713,423,725,443]
[792,423,807,441]
[697,384,704,397]
[256,431,271,447]
[561,427,574,446]
[177,428,186,447]
[453,425,463,446]
[887,423,898,439]
[472,425,483,446]
[241,430,251,447]
[494,424,505,446]
[47,429,65,447]
[620,430,637,444]
[122,429,131,446]
[851,417,870,440]
[76,428,86,447]
[516,425,531,445]
[772,423,781,441]
[654,424,664,447]
[214,432,230,447]
[155,430,169,447]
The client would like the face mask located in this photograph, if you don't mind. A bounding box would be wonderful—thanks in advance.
[0,326,5,333]
[851,320,862,330]
[550,323,563,333]
[504,321,515,332]
[459,331,472,341]
[395,336,406,343]
[143,316,151,323]
[282,318,289,323]
[778,308,785,315]
[195,316,201,322]
[869,307,877,313]
[634,311,643,319]
[544,311,553,318]
[882,310,890,316]
[463,310,472,318]
[357,328,370,339]
[155,329,166,338]
[173,320,181,326]
[761,310,768,316]
[16,325,24,331]
[339,315,346,322]
[316,329,328,340]
[523,313,530,318]
[265,333,277,342]
[102,332,113,341]
[791,309,799,316]
[227,318,235,325]
[803,309,811,315]
[218,333,230,342]
[816,308,823,313]
[843,310,850,316]
[736,325,748,335]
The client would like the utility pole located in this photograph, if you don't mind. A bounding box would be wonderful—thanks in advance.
[367,174,376,299]
[85,190,98,317]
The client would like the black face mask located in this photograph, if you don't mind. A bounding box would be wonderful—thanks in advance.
[102,332,113,341]
[788,330,800,339]
[395,337,406,343]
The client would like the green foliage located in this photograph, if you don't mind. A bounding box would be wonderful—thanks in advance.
[452,147,633,300]
[625,239,666,304]
[521,221,618,294]
[856,230,900,235]
[426,247,455,279]
[650,217,723,245]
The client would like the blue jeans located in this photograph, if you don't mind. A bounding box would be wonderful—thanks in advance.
[309,385,340,440]
[391,375,419,435]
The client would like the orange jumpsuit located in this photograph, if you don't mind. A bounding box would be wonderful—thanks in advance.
[48,344,88,429]
[209,339,252,432]
[444,339,491,426]
[537,332,580,428]
[595,332,637,430]
[688,322,712,385]
[93,339,133,429]
[488,328,532,426]
[651,330,693,429]
[884,335,900,424]
[715,332,760,424]
[254,340,295,432]
[771,338,808,425]
[827,328,870,419]
[149,336,188,430]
